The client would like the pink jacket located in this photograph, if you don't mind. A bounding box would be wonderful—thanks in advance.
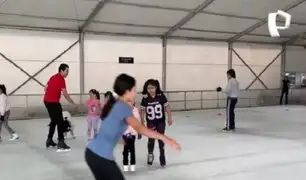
[123,107,140,135]
[85,99,101,116]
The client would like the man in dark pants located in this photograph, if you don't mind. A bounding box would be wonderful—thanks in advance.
[44,63,77,152]
[280,76,290,105]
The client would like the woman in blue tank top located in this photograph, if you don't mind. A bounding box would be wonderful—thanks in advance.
[85,73,181,180]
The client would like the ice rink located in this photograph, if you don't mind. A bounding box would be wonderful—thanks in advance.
[2,105,306,180]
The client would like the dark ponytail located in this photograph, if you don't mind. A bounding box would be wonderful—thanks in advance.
[0,84,7,95]
[101,91,116,120]
[96,92,100,100]
[101,73,136,120]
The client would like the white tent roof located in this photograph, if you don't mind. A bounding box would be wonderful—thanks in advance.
[1,0,306,45]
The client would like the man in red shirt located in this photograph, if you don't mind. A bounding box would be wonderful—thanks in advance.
[44,63,77,152]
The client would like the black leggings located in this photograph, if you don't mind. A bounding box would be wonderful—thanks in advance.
[147,121,166,155]
[85,148,125,180]
[44,102,64,141]
[122,135,136,165]
[280,89,288,105]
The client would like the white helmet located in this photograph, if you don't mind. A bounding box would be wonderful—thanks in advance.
[62,111,71,121]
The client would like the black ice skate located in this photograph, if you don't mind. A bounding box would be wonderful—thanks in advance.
[160,154,166,168]
[147,153,154,165]
[57,140,71,152]
[46,139,57,148]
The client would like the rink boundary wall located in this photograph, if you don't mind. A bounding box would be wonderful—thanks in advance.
[8,88,306,120]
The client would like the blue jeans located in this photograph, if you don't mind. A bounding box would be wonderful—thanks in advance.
[226,97,238,129]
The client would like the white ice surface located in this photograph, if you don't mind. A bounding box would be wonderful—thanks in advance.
[1,106,306,180]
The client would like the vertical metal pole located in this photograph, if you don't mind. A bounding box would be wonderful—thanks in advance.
[162,36,167,91]
[79,32,85,103]
[280,44,286,88]
[200,91,203,109]
[225,42,232,108]
[217,92,220,108]
[184,91,187,110]
[228,42,233,70]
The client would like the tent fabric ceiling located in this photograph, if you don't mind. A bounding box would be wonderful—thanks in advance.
[0,0,306,45]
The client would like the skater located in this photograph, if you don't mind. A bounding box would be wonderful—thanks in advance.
[85,73,180,180]
[122,102,141,172]
[0,84,19,142]
[44,63,77,152]
[217,69,239,131]
[86,89,101,141]
[140,79,173,167]
[280,76,290,105]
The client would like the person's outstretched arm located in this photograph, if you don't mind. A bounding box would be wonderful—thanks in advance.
[60,79,76,107]
[126,116,181,151]
[62,89,76,106]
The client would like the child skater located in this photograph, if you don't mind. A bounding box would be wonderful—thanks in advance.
[85,73,180,180]
[0,84,19,142]
[86,89,101,141]
[140,79,173,168]
[122,101,142,172]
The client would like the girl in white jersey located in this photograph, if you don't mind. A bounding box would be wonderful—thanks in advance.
[0,84,19,142]
[122,102,141,172]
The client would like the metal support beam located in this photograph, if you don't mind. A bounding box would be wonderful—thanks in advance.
[285,35,299,45]
[246,49,284,89]
[0,52,45,88]
[164,0,215,37]
[79,0,112,32]
[281,44,287,75]
[228,43,233,69]
[228,0,306,42]
[85,30,302,46]
[280,44,287,87]
[232,48,268,89]
[285,32,306,45]
[9,40,79,95]
[109,1,306,26]
[0,24,78,33]
[79,32,85,94]
[161,36,167,91]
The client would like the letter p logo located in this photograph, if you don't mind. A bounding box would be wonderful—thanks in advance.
[268,10,292,37]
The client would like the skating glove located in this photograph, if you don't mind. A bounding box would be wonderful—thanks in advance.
[0,116,4,121]
[216,87,222,92]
